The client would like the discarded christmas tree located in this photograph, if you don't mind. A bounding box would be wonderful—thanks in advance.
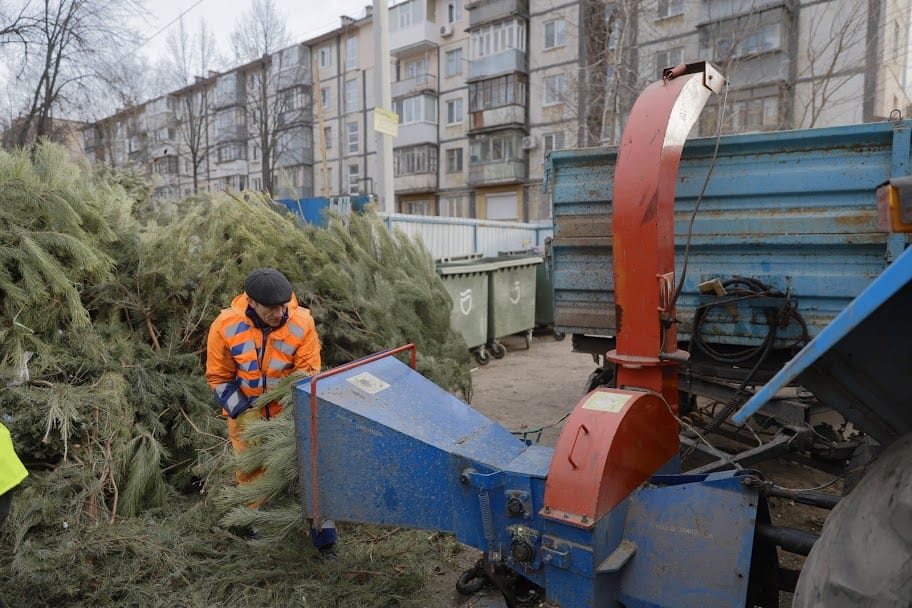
[0,143,473,607]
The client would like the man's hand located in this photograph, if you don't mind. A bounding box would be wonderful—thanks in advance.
[235,408,261,428]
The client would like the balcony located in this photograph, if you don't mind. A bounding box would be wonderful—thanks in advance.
[275,146,314,167]
[468,158,526,185]
[466,0,528,28]
[468,49,527,81]
[214,124,247,143]
[468,104,525,132]
[211,72,245,109]
[390,20,439,57]
[392,74,438,100]
[395,121,438,147]
[394,172,437,193]
[128,148,148,164]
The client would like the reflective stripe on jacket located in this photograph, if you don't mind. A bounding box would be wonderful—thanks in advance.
[0,422,28,496]
[205,292,321,418]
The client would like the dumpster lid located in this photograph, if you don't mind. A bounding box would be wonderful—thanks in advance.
[435,252,484,265]
[481,255,544,269]
[436,261,499,275]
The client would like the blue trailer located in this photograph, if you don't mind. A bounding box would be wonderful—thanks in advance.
[546,118,912,470]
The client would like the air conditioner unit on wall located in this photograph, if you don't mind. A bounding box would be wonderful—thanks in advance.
[522,135,537,150]
[440,23,454,37]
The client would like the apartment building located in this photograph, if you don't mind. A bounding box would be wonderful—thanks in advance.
[634,0,911,135]
[82,0,910,222]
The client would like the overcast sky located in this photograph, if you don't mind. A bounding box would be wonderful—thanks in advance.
[137,0,370,64]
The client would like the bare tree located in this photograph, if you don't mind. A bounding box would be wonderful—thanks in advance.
[793,4,869,127]
[162,17,219,194]
[0,0,33,44]
[228,0,296,196]
[4,0,146,151]
[598,0,639,145]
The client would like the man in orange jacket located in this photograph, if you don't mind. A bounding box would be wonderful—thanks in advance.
[205,268,337,558]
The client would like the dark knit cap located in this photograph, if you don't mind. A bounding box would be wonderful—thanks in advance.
[244,268,293,306]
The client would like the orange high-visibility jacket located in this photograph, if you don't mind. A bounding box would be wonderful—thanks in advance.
[205,292,321,418]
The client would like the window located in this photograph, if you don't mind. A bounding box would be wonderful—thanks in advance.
[655,47,684,79]
[281,86,306,111]
[406,200,432,215]
[468,73,527,111]
[447,0,462,23]
[345,79,358,113]
[656,0,684,19]
[347,164,360,195]
[730,95,779,132]
[445,48,463,77]
[439,196,467,217]
[608,23,619,50]
[544,19,566,49]
[543,132,565,154]
[738,23,780,57]
[446,98,464,125]
[216,143,246,163]
[324,126,333,149]
[215,109,241,137]
[346,36,358,70]
[391,0,424,31]
[543,74,566,106]
[394,145,438,175]
[347,121,359,154]
[446,147,463,173]
[321,86,331,110]
[153,156,178,175]
[470,133,516,163]
[395,94,437,124]
[470,18,526,59]
[318,45,333,68]
[403,58,427,79]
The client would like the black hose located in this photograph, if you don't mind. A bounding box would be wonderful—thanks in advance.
[691,277,808,434]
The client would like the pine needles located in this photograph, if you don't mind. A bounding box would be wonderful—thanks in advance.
[0,143,473,606]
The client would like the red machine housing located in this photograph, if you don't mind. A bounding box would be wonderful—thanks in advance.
[544,62,725,522]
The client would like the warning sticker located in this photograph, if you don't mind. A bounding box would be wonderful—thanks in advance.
[581,392,631,413]
[347,372,390,394]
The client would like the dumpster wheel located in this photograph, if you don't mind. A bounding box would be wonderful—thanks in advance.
[490,341,507,359]
[474,348,491,365]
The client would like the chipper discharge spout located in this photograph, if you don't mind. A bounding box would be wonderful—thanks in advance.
[293,63,779,607]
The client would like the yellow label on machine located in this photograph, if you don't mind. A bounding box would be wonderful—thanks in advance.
[581,391,632,413]
[348,372,390,394]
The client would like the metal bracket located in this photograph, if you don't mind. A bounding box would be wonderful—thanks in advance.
[460,468,504,490]
[597,539,637,573]
[541,542,571,570]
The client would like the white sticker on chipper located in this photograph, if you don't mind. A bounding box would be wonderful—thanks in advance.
[581,392,632,413]
[348,372,390,394]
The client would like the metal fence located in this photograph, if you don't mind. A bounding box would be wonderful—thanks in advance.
[380,213,553,259]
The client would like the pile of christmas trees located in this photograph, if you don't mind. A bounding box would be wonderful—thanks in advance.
[0,143,472,606]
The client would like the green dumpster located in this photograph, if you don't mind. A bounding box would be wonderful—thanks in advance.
[484,255,543,357]
[499,245,556,331]
[436,258,496,365]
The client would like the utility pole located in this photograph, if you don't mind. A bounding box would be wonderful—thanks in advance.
[373,0,395,214]
[312,52,330,197]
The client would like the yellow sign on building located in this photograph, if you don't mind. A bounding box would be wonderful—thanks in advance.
[373,108,399,137]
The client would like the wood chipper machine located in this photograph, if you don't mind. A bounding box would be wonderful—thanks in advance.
[290,62,800,607]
